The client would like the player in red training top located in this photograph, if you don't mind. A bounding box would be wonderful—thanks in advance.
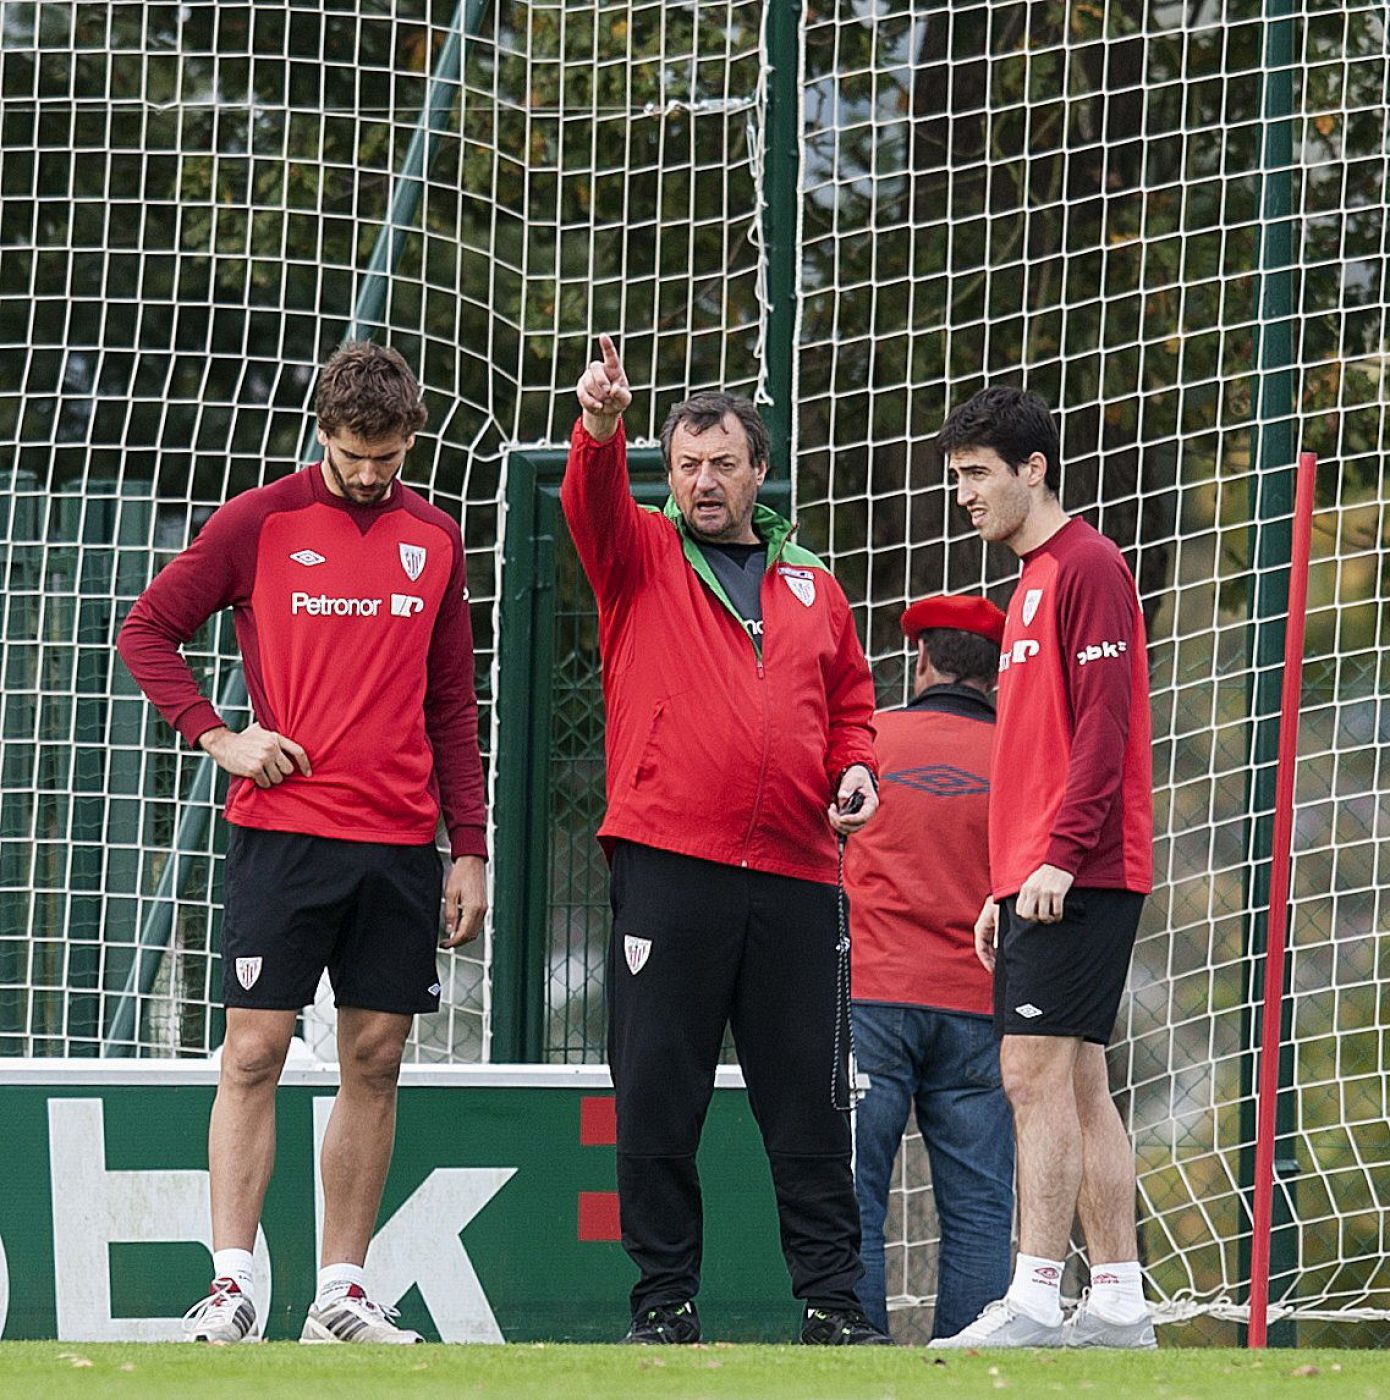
[118,343,487,1346]
[928,386,1156,1352]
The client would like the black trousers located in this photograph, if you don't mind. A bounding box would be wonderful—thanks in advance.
[607,840,863,1316]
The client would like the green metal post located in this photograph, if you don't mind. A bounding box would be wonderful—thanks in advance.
[1238,0,1300,1348]
[490,453,550,1063]
[762,0,802,480]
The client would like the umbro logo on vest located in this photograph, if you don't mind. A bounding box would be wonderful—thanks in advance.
[290,549,326,567]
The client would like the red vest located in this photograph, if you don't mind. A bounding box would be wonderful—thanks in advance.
[845,689,995,1015]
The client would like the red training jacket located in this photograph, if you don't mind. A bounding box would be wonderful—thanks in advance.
[116,464,488,859]
[561,419,877,885]
[845,685,996,1016]
[990,517,1153,898]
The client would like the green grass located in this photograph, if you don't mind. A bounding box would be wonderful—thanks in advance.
[2,1344,1389,1399]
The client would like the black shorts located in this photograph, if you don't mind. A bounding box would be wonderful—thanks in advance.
[993,888,1144,1045]
[220,826,444,1015]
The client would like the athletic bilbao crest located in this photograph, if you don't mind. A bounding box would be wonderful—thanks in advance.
[399,543,427,582]
[1022,587,1043,626]
[235,957,262,991]
[779,566,816,608]
[624,935,652,975]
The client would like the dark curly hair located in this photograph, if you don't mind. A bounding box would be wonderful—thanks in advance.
[915,628,1000,686]
[316,341,428,442]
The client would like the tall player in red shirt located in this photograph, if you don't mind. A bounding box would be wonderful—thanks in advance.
[928,387,1156,1351]
[118,344,487,1345]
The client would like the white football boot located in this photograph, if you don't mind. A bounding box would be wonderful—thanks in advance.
[183,1277,259,1343]
[300,1283,423,1344]
[927,1298,1064,1349]
[1065,1296,1158,1349]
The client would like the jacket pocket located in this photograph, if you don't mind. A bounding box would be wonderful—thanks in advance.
[631,699,666,788]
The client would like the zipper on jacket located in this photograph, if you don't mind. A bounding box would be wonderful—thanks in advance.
[741,575,773,865]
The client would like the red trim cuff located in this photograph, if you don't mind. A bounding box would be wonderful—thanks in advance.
[177,703,226,750]
[449,824,489,861]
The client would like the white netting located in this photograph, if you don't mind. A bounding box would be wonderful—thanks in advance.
[0,0,766,1060]
[1,0,1386,1346]
[797,0,1388,1345]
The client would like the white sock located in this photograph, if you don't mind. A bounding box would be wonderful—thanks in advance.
[1006,1253,1065,1325]
[212,1248,255,1302]
[1088,1260,1148,1324]
[317,1261,367,1305]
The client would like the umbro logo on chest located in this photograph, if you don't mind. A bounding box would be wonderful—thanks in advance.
[288,543,431,580]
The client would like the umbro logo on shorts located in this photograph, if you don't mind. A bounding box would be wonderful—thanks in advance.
[235,957,263,990]
[624,935,652,975]
[427,981,441,997]
[1015,1002,1043,1019]
[290,549,326,566]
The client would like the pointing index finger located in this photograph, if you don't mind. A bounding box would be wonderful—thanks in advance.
[599,333,621,375]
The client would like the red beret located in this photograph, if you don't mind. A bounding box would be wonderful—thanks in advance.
[900,594,1006,646]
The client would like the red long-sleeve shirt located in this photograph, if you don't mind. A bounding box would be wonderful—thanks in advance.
[990,518,1152,898]
[116,464,487,859]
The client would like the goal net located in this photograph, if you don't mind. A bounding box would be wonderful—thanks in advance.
[0,0,1386,1347]
[795,0,1387,1346]
[0,0,764,1063]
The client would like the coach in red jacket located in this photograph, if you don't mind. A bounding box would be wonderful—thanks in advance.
[563,336,889,1346]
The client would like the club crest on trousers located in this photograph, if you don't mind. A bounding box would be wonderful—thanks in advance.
[235,957,262,990]
[624,935,652,975]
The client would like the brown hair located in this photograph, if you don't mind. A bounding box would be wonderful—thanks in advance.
[315,341,428,441]
[659,391,770,471]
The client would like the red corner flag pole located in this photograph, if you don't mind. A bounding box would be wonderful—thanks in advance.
[1247,451,1317,1349]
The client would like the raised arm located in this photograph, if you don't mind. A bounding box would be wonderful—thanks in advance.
[559,334,651,603]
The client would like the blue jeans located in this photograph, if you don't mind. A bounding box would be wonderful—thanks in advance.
[851,1002,1014,1338]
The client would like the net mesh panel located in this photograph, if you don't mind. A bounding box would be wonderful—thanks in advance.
[0,0,765,1060]
[0,0,1386,1345]
[797,0,1387,1345]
